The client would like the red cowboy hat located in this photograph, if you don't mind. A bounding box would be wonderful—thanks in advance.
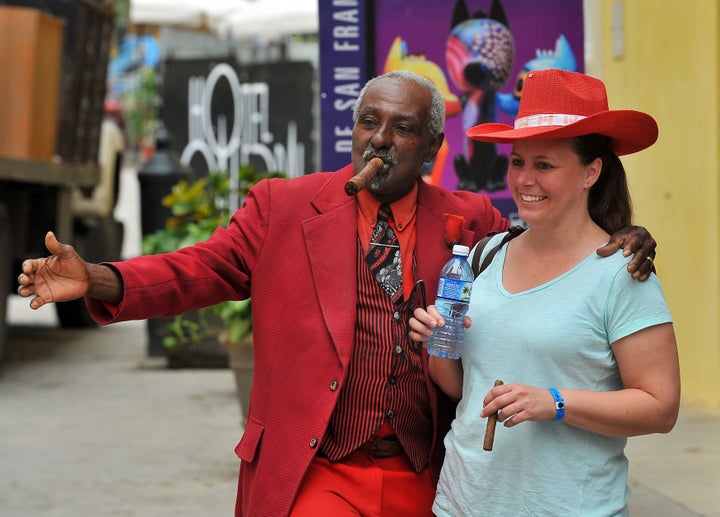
[466,69,658,156]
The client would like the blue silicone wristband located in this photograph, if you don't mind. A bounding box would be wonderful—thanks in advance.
[548,387,565,421]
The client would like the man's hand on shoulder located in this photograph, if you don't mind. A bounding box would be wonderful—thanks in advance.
[596,225,656,281]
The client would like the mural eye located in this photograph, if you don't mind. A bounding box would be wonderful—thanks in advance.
[464,64,488,88]
[514,71,528,97]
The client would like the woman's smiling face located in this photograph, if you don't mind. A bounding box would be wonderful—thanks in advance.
[508,138,601,228]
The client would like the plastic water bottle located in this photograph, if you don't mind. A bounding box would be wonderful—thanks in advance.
[427,245,473,359]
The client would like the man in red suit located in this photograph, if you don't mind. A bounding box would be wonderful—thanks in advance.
[18,71,656,516]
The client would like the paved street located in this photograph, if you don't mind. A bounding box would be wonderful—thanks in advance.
[1,304,240,517]
[1,165,239,516]
[1,166,718,516]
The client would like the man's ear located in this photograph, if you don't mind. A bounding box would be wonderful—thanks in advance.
[424,132,445,162]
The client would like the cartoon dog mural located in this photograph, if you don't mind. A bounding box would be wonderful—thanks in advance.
[446,0,515,193]
[383,36,461,184]
[497,34,578,117]
[379,1,579,192]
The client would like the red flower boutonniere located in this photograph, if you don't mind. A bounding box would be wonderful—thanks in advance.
[444,213,464,247]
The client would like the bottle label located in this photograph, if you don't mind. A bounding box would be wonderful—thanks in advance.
[436,277,472,302]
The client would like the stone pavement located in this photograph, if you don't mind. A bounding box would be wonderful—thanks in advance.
[0,301,240,517]
[1,296,718,516]
[626,405,720,517]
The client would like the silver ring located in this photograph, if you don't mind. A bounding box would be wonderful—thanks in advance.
[646,256,654,264]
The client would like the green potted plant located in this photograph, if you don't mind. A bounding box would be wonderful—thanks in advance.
[142,166,287,352]
[142,166,286,423]
[142,170,234,368]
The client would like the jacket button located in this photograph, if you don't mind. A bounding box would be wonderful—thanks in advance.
[309,438,318,449]
[329,380,339,391]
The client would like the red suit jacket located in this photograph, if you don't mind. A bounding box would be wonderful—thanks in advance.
[88,165,507,516]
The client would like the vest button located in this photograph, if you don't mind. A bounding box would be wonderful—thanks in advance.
[329,380,339,391]
[309,438,318,449]
[394,345,402,355]
[393,311,401,321]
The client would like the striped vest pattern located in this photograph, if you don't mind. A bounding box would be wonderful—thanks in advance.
[320,243,432,471]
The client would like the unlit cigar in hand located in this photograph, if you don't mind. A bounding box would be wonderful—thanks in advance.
[344,157,385,196]
[483,379,504,451]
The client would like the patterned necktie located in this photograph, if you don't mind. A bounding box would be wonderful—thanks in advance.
[366,204,403,305]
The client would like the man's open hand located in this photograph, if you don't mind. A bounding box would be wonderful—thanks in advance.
[17,231,91,309]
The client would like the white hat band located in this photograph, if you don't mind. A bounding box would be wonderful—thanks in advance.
[514,113,587,129]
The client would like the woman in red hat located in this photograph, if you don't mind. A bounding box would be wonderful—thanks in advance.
[410,69,680,516]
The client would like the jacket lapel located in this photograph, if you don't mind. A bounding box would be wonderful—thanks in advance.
[303,166,358,366]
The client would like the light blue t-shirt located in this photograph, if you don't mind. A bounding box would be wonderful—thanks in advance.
[433,232,673,517]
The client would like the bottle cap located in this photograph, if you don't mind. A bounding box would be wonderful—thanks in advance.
[452,244,470,256]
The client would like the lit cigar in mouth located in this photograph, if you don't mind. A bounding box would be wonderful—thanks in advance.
[483,379,504,451]
[344,157,386,196]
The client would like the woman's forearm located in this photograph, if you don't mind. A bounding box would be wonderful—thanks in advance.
[428,355,464,401]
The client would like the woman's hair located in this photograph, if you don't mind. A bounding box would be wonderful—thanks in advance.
[571,134,633,234]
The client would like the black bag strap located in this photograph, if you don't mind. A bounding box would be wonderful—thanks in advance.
[471,225,526,278]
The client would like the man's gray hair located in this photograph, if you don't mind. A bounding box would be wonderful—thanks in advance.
[352,70,446,139]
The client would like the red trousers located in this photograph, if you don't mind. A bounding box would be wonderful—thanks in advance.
[290,451,435,516]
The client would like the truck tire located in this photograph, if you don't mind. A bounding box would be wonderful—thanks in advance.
[55,215,124,328]
[0,203,10,365]
[55,298,96,328]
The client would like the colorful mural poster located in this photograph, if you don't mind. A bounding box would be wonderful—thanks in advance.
[318,0,583,222]
[374,0,583,222]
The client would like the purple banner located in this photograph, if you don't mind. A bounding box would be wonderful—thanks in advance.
[318,0,370,171]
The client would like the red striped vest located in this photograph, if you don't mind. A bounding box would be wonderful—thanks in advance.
[320,245,432,471]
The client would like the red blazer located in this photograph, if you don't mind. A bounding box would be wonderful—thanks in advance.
[89,165,507,516]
